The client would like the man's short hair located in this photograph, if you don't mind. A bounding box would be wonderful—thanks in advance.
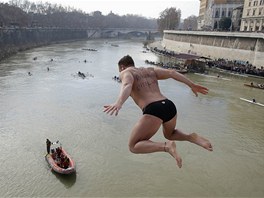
[118,55,135,67]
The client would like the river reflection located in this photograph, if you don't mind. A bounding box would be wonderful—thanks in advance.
[52,171,77,188]
[0,39,264,197]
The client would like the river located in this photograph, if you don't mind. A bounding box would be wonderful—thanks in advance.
[0,39,263,197]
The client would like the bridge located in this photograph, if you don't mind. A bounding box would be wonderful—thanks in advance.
[86,28,160,39]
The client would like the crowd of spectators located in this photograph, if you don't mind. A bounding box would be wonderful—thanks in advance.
[207,59,264,77]
[150,47,264,77]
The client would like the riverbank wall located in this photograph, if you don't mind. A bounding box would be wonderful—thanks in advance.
[161,31,264,68]
[0,28,87,62]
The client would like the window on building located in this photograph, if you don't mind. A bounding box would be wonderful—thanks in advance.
[222,9,226,17]
[247,9,250,16]
[228,10,232,17]
[253,1,258,6]
[260,0,264,5]
[259,8,263,15]
[215,10,219,18]
[253,9,256,15]
[249,0,252,6]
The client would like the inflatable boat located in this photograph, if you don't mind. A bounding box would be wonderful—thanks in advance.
[45,141,76,174]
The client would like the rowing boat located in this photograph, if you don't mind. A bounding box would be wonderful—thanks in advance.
[239,98,264,107]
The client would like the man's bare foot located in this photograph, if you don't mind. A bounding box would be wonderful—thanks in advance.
[189,133,213,151]
[165,141,182,168]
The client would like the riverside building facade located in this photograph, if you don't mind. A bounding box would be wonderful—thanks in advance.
[240,0,264,31]
[198,0,244,30]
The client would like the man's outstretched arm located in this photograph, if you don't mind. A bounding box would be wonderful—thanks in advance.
[154,67,209,96]
[104,71,134,116]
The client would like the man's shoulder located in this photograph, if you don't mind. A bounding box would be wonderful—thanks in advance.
[120,69,134,79]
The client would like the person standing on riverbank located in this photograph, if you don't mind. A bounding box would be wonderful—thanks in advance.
[104,55,213,168]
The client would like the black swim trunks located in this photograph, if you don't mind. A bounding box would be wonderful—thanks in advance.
[142,99,177,123]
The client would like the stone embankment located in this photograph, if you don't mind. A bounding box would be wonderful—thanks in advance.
[160,31,264,68]
[0,28,87,62]
[148,39,264,77]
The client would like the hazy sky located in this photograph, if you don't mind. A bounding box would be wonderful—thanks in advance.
[2,0,200,19]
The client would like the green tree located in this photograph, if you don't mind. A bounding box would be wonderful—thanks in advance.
[157,7,181,33]
[3,0,157,29]
[219,17,231,30]
[183,15,198,30]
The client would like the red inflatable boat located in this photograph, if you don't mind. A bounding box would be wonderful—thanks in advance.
[45,141,76,175]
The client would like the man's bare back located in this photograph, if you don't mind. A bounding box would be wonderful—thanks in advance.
[120,67,166,110]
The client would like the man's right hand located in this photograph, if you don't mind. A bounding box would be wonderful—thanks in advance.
[103,104,122,116]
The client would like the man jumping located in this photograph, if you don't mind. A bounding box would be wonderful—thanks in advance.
[104,55,213,168]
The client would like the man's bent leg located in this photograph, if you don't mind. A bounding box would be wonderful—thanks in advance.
[128,115,182,168]
[162,116,213,151]
[128,115,163,153]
